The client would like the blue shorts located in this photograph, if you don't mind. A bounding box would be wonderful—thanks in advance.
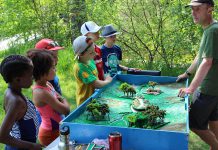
[189,90,218,130]
[5,145,29,150]
[5,145,18,150]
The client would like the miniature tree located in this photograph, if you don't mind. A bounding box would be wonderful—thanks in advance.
[127,115,137,127]
[148,81,158,90]
[127,104,166,129]
[119,82,129,95]
[146,81,162,95]
[144,105,166,126]
[86,99,110,120]
[126,86,136,97]
[119,82,136,97]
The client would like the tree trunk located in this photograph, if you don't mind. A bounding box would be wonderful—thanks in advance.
[71,0,87,43]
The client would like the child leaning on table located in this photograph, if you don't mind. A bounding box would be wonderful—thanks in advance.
[101,24,139,76]
[73,35,112,106]
[0,55,43,150]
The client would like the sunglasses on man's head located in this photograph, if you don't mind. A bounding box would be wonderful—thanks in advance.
[80,37,94,55]
[45,41,60,49]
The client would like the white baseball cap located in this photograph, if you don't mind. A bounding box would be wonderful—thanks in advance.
[73,36,93,59]
[80,21,102,35]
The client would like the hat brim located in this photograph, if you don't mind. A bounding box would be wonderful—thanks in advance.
[100,32,120,38]
[48,46,65,51]
[88,26,102,34]
[185,2,203,7]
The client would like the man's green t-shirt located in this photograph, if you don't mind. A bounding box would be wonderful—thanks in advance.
[198,22,218,96]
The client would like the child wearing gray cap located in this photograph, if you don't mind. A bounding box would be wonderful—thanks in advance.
[73,35,112,106]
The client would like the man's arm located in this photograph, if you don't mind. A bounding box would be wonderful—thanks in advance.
[186,54,199,74]
[188,57,212,91]
[178,57,213,97]
[176,54,199,82]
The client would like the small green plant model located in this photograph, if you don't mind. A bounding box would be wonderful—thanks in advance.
[148,81,158,90]
[119,82,136,97]
[86,99,110,121]
[127,105,166,129]
[146,81,162,95]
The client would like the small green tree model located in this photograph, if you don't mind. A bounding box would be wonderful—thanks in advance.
[86,99,110,120]
[148,81,158,90]
[146,81,162,95]
[119,82,129,95]
[119,82,136,97]
[127,105,166,129]
[126,86,137,97]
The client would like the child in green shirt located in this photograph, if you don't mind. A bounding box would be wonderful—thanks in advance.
[73,35,112,106]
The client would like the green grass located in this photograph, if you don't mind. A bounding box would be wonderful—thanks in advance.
[0,44,210,149]
[189,131,210,150]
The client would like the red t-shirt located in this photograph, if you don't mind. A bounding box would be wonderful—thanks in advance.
[94,45,104,80]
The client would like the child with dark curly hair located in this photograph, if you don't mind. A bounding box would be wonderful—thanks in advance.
[0,55,43,150]
[27,49,70,146]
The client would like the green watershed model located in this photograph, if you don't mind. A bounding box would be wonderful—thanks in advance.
[61,75,189,150]
[71,79,186,132]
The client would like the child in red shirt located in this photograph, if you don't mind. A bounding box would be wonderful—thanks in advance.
[80,21,105,80]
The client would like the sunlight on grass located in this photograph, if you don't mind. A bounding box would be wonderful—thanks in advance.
[189,131,209,150]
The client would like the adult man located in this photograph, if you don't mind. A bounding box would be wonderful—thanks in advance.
[177,0,218,149]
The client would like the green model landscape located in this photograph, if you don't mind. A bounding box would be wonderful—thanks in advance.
[71,80,187,132]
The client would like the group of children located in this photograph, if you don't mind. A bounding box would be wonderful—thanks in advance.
[0,21,136,149]
[74,21,137,105]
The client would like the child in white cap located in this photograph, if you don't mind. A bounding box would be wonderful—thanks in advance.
[101,24,138,76]
[80,21,105,80]
[73,35,112,106]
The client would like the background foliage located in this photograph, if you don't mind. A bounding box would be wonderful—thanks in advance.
[1,0,217,71]
[0,0,217,149]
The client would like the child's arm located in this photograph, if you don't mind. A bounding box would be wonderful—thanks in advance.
[119,64,140,72]
[119,64,129,71]
[91,76,112,88]
[0,97,42,150]
[33,89,70,115]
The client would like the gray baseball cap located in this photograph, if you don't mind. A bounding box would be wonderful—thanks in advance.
[73,36,93,59]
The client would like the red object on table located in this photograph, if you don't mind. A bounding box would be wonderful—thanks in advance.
[109,132,122,150]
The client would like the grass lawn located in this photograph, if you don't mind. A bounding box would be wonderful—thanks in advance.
[0,45,210,149]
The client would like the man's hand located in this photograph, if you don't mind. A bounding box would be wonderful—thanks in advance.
[176,73,189,82]
[178,88,194,97]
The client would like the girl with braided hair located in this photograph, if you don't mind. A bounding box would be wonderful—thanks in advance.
[0,55,43,150]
